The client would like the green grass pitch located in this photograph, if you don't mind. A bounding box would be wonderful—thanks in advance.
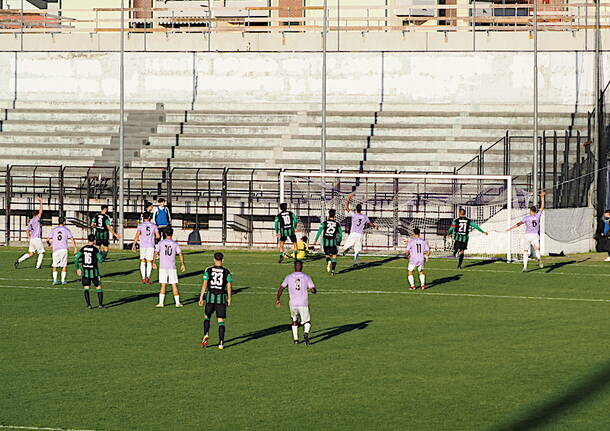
[1,248,610,431]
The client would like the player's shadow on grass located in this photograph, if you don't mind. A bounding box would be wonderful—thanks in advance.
[181,287,251,306]
[338,256,403,274]
[541,259,588,273]
[492,359,610,431]
[104,292,158,308]
[463,260,502,268]
[179,270,204,279]
[103,268,140,278]
[426,275,462,289]
[310,320,372,344]
[221,324,291,349]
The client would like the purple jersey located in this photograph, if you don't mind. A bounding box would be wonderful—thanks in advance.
[281,272,315,308]
[522,211,542,235]
[348,211,370,234]
[137,221,159,248]
[27,216,42,239]
[155,239,181,270]
[406,237,430,267]
[47,226,73,251]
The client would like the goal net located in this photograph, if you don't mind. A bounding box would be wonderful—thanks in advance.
[280,172,533,261]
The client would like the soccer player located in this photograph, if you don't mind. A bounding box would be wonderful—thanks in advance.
[74,234,105,309]
[288,236,309,261]
[198,252,233,350]
[152,227,185,307]
[15,196,45,269]
[314,209,344,275]
[132,212,160,284]
[405,228,431,290]
[91,205,120,261]
[507,191,546,271]
[152,198,172,239]
[343,194,377,265]
[140,201,154,223]
[446,208,489,269]
[47,217,77,285]
[275,260,317,345]
[274,202,298,263]
[601,209,610,262]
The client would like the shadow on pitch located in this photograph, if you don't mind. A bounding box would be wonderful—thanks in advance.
[221,324,291,349]
[103,268,140,278]
[463,259,501,268]
[104,292,158,308]
[310,320,372,344]
[491,359,610,431]
[338,256,402,274]
[425,275,462,289]
[179,270,204,280]
[542,260,577,273]
[181,287,251,306]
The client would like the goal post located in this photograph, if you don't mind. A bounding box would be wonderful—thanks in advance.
[280,172,524,261]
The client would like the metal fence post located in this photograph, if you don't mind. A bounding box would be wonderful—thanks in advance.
[5,166,11,246]
[249,169,254,248]
[221,168,228,246]
[553,131,558,207]
[112,167,119,235]
[59,167,65,217]
[393,177,399,247]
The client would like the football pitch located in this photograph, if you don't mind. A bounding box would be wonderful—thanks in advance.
[1,248,609,431]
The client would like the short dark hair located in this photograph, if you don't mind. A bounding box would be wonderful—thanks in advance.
[158,198,165,203]
[142,212,151,220]
[279,202,288,211]
[294,260,303,271]
[530,206,537,213]
[101,205,108,211]
[328,209,336,218]
[214,252,224,261]
[356,203,362,212]
[301,236,308,242]
[604,209,610,214]
[145,201,153,208]
[87,233,96,242]
[165,227,174,237]
[58,216,66,225]
[413,227,421,235]
[459,208,466,215]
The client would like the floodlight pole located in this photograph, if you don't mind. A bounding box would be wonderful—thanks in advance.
[593,0,601,210]
[321,0,328,215]
[533,0,539,203]
[118,0,125,247]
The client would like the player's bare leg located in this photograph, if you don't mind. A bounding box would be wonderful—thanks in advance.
[522,250,529,272]
[52,267,58,285]
[419,270,426,290]
[83,286,93,309]
[407,270,416,290]
[61,267,68,285]
[139,259,147,284]
[217,318,225,349]
[331,255,338,275]
[96,285,105,308]
[278,241,286,263]
[202,315,211,348]
[291,320,299,344]
[303,320,311,345]
[533,245,543,268]
[15,251,34,268]
[156,283,166,307]
[172,283,182,307]
[457,250,465,269]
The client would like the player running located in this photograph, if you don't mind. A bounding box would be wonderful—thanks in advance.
[91,205,120,261]
[274,202,299,263]
[47,217,77,285]
[343,194,377,265]
[314,209,343,275]
[132,212,160,284]
[15,196,45,270]
[152,227,186,307]
[152,198,172,239]
[446,209,489,269]
[199,252,233,350]
[74,234,105,309]
[275,261,317,345]
[507,191,545,272]
[405,228,431,290]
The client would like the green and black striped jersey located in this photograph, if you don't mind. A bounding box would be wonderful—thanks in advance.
[315,219,344,247]
[274,211,298,235]
[447,217,484,243]
[92,213,111,233]
[203,266,233,304]
[74,245,103,278]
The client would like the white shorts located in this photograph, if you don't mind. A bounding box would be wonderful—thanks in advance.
[28,238,45,254]
[159,268,178,284]
[290,306,310,323]
[52,249,68,268]
[523,233,540,250]
[140,247,154,261]
[343,232,364,254]
[408,263,424,272]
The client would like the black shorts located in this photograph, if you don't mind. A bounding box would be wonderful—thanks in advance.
[95,238,109,247]
[205,302,227,319]
[454,240,468,251]
[82,276,101,287]
[158,226,171,240]
[324,245,338,256]
[280,234,297,243]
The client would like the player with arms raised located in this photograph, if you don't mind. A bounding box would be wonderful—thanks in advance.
[507,191,545,271]
[132,212,160,284]
[74,234,105,309]
[153,228,186,307]
[343,194,377,265]
[199,252,233,350]
[15,196,45,270]
[313,209,343,275]
[405,228,430,290]
[275,261,317,345]
[91,205,120,261]
[274,202,298,263]
[447,208,488,269]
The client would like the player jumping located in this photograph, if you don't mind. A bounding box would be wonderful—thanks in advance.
[405,228,431,290]
[507,191,545,272]
[314,209,343,275]
[132,212,160,284]
[275,260,317,345]
[199,252,233,350]
[343,194,377,265]
[153,227,186,307]
[446,209,489,269]
[74,234,105,309]
[47,217,77,285]
[274,202,298,263]
[91,205,120,261]
[15,196,45,269]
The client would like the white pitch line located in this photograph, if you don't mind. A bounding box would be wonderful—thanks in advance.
[0,425,101,431]
[1,283,610,304]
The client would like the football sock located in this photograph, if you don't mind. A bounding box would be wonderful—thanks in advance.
[52,271,58,283]
[173,295,180,305]
[458,254,464,268]
[419,274,426,286]
[326,257,331,264]
[291,324,299,341]
[36,253,44,268]
[96,289,104,306]
[140,262,146,278]
[522,253,528,269]
[18,253,30,263]
[102,251,108,260]
[203,318,210,336]
[158,293,165,306]
[61,271,67,283]
[408,275,415,287]
[146,262,152,278]
[83,289,91,307]
[331,258,337,271]
[304,322,311,334]
[218,321,225,343]
[535,250,541,260]
[354,253,360,264]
